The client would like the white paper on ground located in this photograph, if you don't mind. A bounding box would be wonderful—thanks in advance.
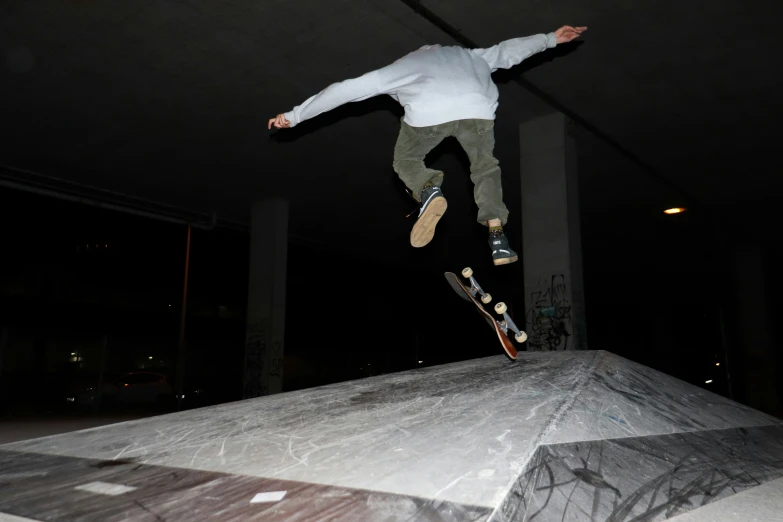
[250,491,287,503]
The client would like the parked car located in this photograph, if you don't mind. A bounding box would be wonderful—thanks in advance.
[66,371,174,408]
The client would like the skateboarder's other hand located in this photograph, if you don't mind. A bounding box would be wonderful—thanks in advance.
[554,25,587,44]
[268,114,291,129]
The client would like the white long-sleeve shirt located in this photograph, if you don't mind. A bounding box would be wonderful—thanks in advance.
[284,33,557,128]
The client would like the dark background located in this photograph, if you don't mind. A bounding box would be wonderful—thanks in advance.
[2,167,780,419]
[1,0,782,422]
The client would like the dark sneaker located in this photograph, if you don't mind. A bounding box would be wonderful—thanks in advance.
[489,231,518,265]
[410,185,447,248]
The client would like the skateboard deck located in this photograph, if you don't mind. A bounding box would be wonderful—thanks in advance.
[445,271,518,360]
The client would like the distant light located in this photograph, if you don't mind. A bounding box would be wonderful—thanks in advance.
[418,361,423,364]
[168,304,172,307]
[664,207,686,215]
[715,362,720,366]
[149,356,153,360]
[71,352,76,356]
[705,379,713,384]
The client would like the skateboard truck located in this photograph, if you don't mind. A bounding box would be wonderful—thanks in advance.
[461,267,492,304]
[461,267,527,344]
[492,301,528,344]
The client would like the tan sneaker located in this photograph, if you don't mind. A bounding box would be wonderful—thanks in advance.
[410,185,447,247]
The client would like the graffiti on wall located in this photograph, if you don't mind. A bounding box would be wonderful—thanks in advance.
[243,320,268,398]
[244,320,285,398]
[269,339,283,380]
[526,275,573,351]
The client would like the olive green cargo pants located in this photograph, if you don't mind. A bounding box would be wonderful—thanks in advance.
[392,118,509,226]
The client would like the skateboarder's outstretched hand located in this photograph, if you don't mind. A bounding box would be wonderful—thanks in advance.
[268,114,291,130]
[554,25,587,44]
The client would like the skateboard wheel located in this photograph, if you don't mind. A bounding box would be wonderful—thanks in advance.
[494,302,507,315]
[515,332,528,343]
[461,267,473,278]
[481,293,492,304]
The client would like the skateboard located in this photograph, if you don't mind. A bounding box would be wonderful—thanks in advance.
[444,267,527,360]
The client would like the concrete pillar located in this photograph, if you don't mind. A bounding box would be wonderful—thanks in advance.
[0,327,6,388]
[519,113,586,351]
[732,246,779,415]
[243,199,288,398]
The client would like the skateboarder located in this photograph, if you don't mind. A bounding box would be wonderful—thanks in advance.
[269,25,587,266]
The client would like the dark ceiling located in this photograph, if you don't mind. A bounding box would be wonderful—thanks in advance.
[2,0,782,260]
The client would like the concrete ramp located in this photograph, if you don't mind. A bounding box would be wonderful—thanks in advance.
[1,351,781,521]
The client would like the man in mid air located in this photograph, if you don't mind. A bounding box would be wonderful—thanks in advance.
[269,25,587,266]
